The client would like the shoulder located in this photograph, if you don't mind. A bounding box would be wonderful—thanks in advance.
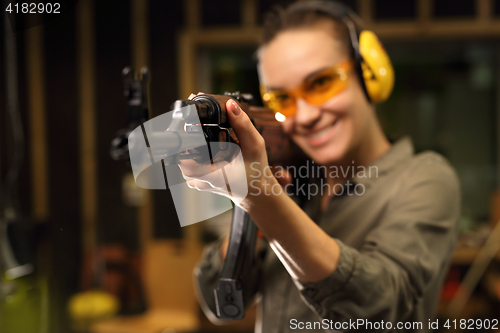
[404,150,460,189]
[387,150,461,221]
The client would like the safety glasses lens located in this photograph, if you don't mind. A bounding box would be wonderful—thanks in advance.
[260,62,350,118]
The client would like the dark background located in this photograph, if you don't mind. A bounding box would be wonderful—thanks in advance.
[2,0,500,332]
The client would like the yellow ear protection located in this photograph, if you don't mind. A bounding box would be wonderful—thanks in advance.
[288,0,395,103]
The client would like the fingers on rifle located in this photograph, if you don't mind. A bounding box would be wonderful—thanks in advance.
[188,92,205,100]
[186,179,197,189]
[179,160,213,178]
[186,179,213,191]
[226,99,266,158]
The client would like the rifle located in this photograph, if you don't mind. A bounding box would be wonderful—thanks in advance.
[111,66,286,320]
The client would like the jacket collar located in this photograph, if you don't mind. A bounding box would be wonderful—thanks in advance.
[350,136,414,189]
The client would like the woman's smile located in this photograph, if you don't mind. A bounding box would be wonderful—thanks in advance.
[303,117,341,147]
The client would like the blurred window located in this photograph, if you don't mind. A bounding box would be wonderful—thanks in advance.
[378,41,497,226]
[495,0,500,16]
[375,0,416,20]
[434,0,476,18]
[202,0,241,27]
[257,0,357,24]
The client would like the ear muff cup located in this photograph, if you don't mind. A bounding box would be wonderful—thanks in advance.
[358,30,395,103]
[284,1,395,104]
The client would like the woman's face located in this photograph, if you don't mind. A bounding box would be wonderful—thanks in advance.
[259,25,373,166]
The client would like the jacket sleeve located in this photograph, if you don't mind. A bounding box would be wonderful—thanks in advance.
[193,236,265,324]
[292,154,461,331]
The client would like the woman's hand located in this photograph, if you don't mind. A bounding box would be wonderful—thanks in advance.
[178,94,278,210]
[180,94,340,283]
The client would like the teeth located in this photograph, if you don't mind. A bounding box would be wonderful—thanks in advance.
[308,126,332,139]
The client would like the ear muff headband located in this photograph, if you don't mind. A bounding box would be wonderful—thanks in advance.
[287,1,395,103]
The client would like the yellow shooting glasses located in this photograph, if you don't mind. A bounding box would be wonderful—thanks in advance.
[260,60,353,120]
[259,1,396,122]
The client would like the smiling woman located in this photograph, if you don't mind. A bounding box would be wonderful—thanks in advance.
[257,11,393,167]
[192,1,461,333]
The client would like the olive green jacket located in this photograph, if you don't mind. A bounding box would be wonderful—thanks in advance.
[194,137,461,332]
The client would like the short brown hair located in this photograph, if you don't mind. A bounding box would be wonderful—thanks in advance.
[259,0,357,58]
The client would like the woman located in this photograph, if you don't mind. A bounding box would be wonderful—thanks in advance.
[187,1,460,332]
